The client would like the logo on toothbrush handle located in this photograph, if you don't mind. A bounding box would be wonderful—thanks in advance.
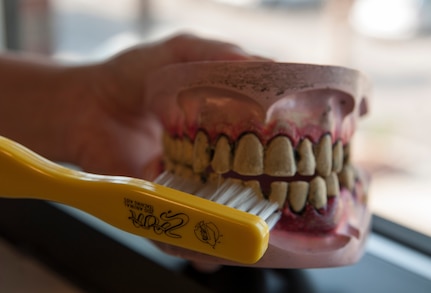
[125,197,189,238]
[128,209,189,238]
[194,221,222,249]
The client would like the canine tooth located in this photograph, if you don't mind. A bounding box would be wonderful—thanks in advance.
[315,134,332,177]
[211,136,232,174]
[269,181,288,209]
[288,181,308,213]
[244,180,264,199]
[296,139,316,176]
[309,177,327,209]
[339,165,355,191]
[332,140,343,173]
[193,131,211,173]
[233,134,264,176]
[264,136,296,176]
[325,172,340,197]
[183,137,194,166]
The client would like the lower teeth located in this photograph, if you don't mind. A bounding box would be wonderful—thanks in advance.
[163,158,358,213]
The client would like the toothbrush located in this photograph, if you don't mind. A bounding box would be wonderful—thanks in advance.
[0,136,281,264]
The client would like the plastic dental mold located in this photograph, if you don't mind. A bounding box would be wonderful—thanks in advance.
[146,62,371,268]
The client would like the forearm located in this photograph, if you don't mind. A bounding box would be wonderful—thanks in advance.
[0,53,104,162]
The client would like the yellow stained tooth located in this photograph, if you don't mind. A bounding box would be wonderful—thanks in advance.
[163,157,175,172]
[269,181,288,209]
[325,172,340,197]
[332,140,343,173]
[264,136,296,176]
[207,172,225,184]
[339,164,355,191]
[244,180,264,199]
[173,138,183,162]
[183,137,194,166]
[233,133,264,176]
[296,138,316,176]
[309,176,327,209]
[193,131,211,173]
[162,132,173,159]
[288,181,308,213]
[315,134,332,177]
[174,164,194,179]
[343,144,351,164]
[211,136,232,174]
[230,178,244,186]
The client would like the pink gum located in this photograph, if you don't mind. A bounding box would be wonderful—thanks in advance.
[146,62,370,145]
[153,196,371,268]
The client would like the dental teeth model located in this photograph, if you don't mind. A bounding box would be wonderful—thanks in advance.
[147,62,371,268]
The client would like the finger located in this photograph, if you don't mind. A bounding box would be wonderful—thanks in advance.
[163,33,272,63]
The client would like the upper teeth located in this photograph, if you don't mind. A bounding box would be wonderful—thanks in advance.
[162,131,357,212]
[315,134,332,177]
[264,136,296,176]
[232,133,264,176]
[296,138,316,176]
[211,135,232,174]
[192,131,211,173]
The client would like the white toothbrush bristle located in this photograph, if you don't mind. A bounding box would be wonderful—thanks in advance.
[154,171,281,230]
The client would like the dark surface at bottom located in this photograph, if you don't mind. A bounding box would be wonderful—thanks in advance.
[0,198,430,293]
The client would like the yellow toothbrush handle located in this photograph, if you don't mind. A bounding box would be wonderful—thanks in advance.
[0,136,269,264]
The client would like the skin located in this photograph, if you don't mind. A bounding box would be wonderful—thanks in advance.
[0,34,265,179]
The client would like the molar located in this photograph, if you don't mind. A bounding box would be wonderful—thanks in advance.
[233,133,264,176]
[309,177,327,209]
[162,132,173,160]
[163,158,175,172]
[174,164,194,179]
[193,131,211,173]
[173,138,183,163]
[182,137,194,166]
[296,138,316,176]
[315,134,332,177]
[288,181,308,213]
[269,181,288,209]
[211,136,232,174]
[264,136,296,176]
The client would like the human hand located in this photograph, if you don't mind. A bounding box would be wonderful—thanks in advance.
[68,34,266,179]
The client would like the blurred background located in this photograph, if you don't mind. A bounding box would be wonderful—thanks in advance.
[1,0,430,236]
[1,1,431,292]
